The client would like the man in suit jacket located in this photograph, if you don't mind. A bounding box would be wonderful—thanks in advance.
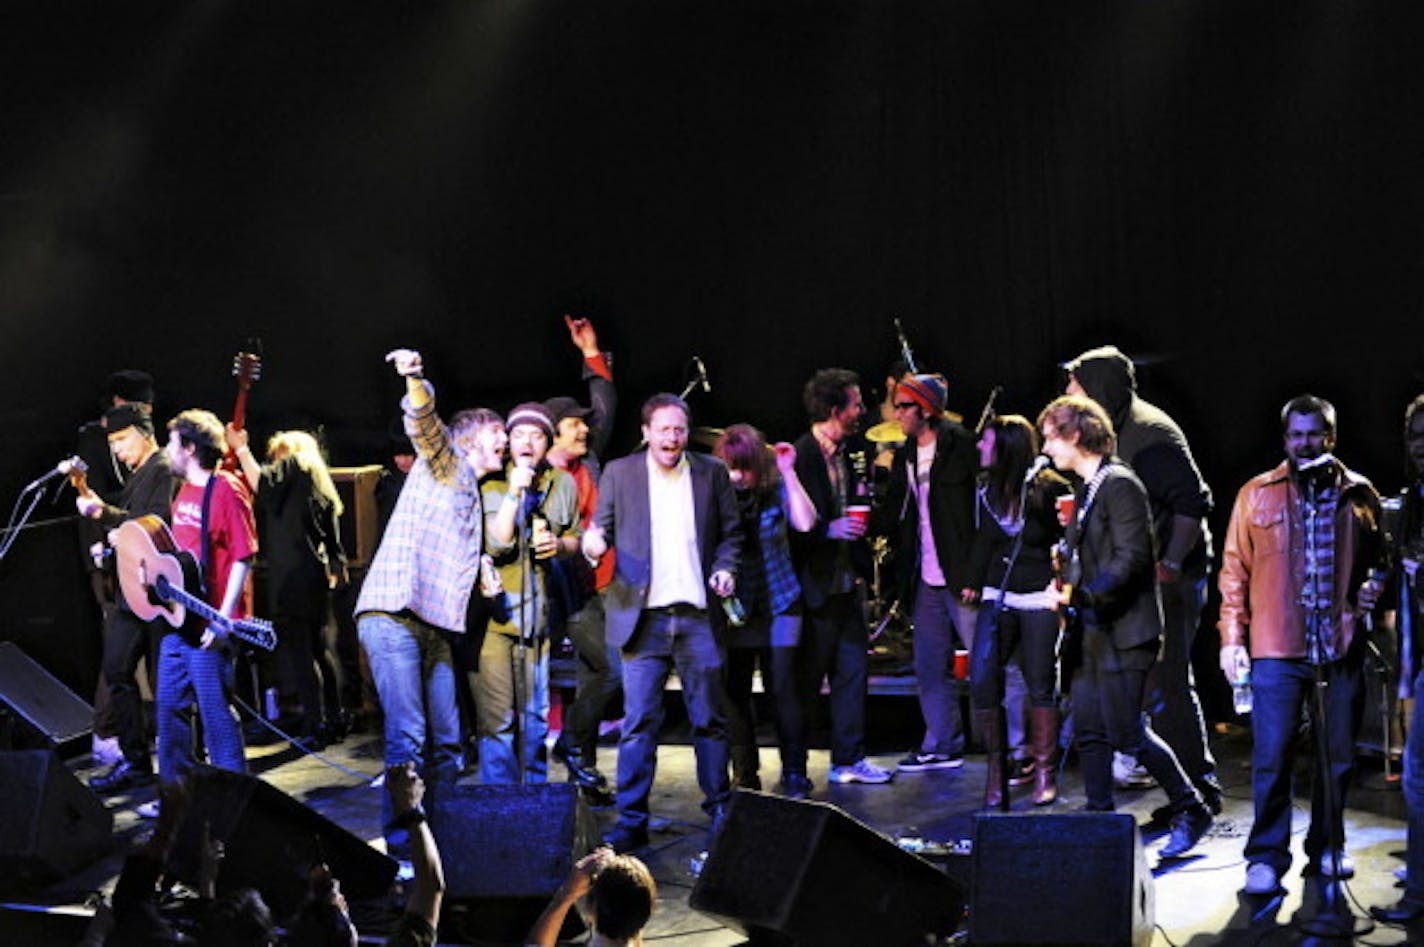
[582,393,743,853]
[1039,394,1211,859]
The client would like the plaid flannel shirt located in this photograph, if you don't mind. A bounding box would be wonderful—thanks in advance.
[355,381,484,633]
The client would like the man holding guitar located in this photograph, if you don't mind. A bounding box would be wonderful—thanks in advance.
[150,408,258,800]
[75,403,176,793]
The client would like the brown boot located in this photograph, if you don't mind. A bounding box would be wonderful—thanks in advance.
[1030,706,1060,806]
[974,708,1008,811]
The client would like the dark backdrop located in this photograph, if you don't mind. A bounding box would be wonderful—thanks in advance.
[2,0,1421,695]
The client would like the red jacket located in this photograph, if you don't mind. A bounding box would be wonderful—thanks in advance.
[1218,460,1381,659]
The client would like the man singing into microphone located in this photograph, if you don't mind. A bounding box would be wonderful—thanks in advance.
[478,402,580,784]
[1219,394,1383,895]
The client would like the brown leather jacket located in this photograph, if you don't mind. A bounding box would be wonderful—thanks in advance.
[1218,460,1381,659]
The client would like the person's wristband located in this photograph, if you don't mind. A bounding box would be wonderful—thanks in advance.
[385,805,426,834]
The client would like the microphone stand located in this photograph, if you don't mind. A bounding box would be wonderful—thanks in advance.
[1297,473,1359,939]
[512,487,534,788]
[0,476,61,562]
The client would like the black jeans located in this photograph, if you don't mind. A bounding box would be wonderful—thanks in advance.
[103,608,158,766]
[1072,627,1198,812]
[789,592,868,769]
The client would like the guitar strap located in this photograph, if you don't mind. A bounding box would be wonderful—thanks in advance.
[197,474,217,599]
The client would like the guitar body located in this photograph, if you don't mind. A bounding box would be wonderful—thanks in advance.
[112,515,275,651]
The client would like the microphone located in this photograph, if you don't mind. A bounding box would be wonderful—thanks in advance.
[693,356,711,393]
[24,456,84,493]
[513,456,542,520]
[1023,454,1051,484]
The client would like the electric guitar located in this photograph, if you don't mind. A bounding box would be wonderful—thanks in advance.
[112,515,276,651]
[222,344,263,478]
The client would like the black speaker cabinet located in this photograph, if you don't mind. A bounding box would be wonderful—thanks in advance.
[431,782,595,943]
[168,766,396,919]
[0,750,113,884]
[0,641,92,756]
[971,812,1154,947]
[690,790,964,946]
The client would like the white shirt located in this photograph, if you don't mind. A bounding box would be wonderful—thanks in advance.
[645,452,706,609]
[910,440,947,587]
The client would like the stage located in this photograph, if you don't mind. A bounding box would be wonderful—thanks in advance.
[1,697,1418,946]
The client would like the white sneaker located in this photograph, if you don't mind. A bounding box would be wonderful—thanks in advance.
[1244,863,1280,895]
[135,800,161,819]
[1112,752,1156,790]
[92,734,122,767]
[828,758,894,784]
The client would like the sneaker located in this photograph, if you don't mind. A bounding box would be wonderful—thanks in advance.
[92,734,122,767]
[135,800,161,819]
[1007,757,1036,786]
[777,773,814,799]
[896,751,964,773]
[1304,850,1355,879]
[1158,805,1212,858]
[1112,752,1156,790]
[90,760,154,793]
[1244,862,1282,895]
[829,758,894,784]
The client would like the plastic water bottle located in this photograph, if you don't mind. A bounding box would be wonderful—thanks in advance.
[1233,673,1253,715]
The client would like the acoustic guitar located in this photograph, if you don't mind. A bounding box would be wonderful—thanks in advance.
[112,514,275,651]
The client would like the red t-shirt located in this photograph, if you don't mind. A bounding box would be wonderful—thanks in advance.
[171,471,258,618]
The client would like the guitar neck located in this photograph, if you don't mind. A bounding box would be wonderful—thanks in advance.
[232,388,249,433]
[153,574,274,650]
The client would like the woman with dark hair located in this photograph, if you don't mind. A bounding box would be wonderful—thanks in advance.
[963,415,1070,808]
[713,424,816,794]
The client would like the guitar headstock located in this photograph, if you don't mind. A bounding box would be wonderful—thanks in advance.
[232,349,262,391]
[65,456,90,494]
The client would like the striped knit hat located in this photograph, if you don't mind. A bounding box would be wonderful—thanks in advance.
[898,373,948,416]
[506,402,555,438]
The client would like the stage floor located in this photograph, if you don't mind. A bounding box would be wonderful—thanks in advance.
[5,705,1420,946]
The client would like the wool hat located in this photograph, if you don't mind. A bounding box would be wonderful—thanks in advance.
[506,402,555,438]
[898,373,948,416]
[103,369,155,406]
[104,403,154,437]
[544,395,594,425]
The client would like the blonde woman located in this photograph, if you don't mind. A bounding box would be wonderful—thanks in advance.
[230,427,348,749]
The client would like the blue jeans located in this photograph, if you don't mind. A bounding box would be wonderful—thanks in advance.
[910,584,977,756]
[358,612,463,848]
[1247,654,1364,874]
[615,606,730,830]
[155,633,246,784]
[1403,667,1424,906]
[475,631,549,784]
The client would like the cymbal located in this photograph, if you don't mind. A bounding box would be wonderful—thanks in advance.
[864,420,905,443]
[690,426,725,449]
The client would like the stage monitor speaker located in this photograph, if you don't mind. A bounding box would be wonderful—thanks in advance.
[690,790,964,946]
[431,782,595,943]
[167,766,396,919]
[331,465,383,568]
[0,749,113,884]
[0,641,92,755]
[971,812,1154,947]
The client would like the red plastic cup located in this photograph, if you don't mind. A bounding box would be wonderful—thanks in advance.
[845,504,871,529]
[1055,494,1076,525]
[953,649,970,680]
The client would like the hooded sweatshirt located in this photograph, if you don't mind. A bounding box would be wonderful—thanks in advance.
[1062,345,1213,571]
